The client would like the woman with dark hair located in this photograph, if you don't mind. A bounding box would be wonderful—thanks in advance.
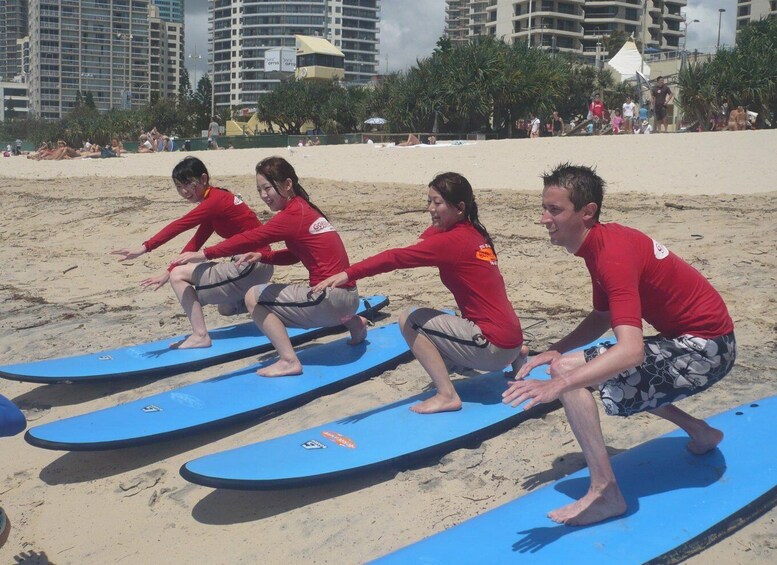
[172,156,367,377]
[313,172,526,414]
[112,156,274,349]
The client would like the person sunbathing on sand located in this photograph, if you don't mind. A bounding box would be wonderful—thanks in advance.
[40,140,80,160]
[503,163,735,526]
[314,172,527,414]
[171,156,367,376]
[112,156,275,349]
[397,133,422,146]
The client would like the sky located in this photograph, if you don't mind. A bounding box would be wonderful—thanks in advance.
[183,0,738,80]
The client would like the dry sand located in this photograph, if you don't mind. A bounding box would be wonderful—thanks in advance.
[1,131,776,563]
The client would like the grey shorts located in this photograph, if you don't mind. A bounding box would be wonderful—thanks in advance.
[585,332,736,417]
[406,307,522,372]
[252,284,359,329]
[193,260,273,308]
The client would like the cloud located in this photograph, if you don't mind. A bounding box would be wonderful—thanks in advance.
[684,0,737,52]
[379,0,445,73]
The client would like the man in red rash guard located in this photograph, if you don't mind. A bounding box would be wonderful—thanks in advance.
[314,172,526,414]
[112,157,274,349]
[590,94,605,135]
[504,163,735,527]
[171,156,366,377]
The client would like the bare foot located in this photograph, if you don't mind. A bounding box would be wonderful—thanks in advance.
[257,358,303,378]
[548,483,626,526]
[687,425,724,455]
[410,394,462,414]
[346,315,368,345]
[170,335,212,349]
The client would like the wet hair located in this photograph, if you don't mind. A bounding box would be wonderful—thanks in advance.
[541,163,605,221]
[172,156,209,185]
[428,172,496,254]
[256,156,327,219]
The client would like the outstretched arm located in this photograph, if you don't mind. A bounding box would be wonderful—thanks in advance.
[503,324,644,410]
[311,272,350,293]
[514,310,611,379]
[111,245,147,261]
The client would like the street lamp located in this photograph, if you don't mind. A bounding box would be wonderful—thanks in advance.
[527,0,533,47]
[717,8,726,51]
[117,33,133,109]
[682,17,700,52]
[187,48,202,92]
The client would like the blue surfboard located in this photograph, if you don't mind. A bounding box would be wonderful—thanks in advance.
[375,397,777,564]
[180,338,613,490]
[0,295,388,383]
[25,321,410,451]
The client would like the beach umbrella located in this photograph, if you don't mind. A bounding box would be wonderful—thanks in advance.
[364,117,387,125]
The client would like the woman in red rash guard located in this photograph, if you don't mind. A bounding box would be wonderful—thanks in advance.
[171,156,367,377]
[314,172,526,414]
[112,156,274,349]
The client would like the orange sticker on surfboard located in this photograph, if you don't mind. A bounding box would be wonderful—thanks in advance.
[321,430,356,449]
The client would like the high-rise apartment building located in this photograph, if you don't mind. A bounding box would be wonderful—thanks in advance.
[27,0,184,119]
[210,0,379,111]
[736,0,777,37]
[0,0,28,81]
[447,1,687,56]
[152,0,184,24]
[149,3,185,100]
[327,0,380,81]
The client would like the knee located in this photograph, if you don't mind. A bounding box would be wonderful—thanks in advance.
[398,307,417,332]
[244,288,257,311]
[168,266,186,284]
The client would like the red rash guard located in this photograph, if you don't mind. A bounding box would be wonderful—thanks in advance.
[142,186,271,257]
[345,221,523,349]
[203,196,354,288]
[576,222,734,338]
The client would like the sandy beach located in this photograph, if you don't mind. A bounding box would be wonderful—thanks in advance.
[1,131,776,563]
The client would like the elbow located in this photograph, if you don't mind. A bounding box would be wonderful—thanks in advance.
[625,345,645,368]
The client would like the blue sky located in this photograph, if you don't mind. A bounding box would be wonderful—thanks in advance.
[183,0,737,79]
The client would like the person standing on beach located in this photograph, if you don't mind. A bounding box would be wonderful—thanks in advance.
[651,76,673,133]
[208,117,220,149]
[503,163,735,526]
[112,156,275,349]
[171,156,367,377]
[551,111,564,137]
[313,172,526,414]
[529,114,541,138]
[622,95,636,134]
[589,95,604,135]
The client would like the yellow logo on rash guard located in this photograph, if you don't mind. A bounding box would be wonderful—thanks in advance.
[476,246,497,264]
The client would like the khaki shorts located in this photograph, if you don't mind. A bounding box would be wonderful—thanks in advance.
[406,307,522,372]
[193,260,273,308]
[252,284,359,329]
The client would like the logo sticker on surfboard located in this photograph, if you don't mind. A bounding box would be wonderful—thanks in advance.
[301,440,327,450]
[321,431,356,449]
[142,404,163,413]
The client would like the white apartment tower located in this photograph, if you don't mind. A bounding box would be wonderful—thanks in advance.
[446,1,688,56]
[27,0,184,120]
[209,0,379,111]
[736,0,777,38]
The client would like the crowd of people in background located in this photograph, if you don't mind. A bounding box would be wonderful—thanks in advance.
[518,75,757,139]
